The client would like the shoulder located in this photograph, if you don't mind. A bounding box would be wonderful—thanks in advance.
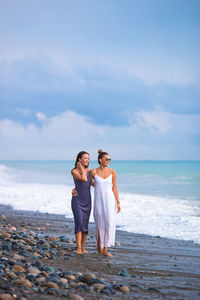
[111,169,116,176]
[89,169,96,177]
[71,168,79,176]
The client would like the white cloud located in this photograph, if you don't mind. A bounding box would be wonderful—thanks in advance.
[134,110,172,133]
[0,46,198,95]
[36,112,47,122]
[129,61,196,86]
[0,109,200,160]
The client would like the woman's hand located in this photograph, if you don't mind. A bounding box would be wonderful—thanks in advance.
[91,177,95,187]
[77,161,84,171]
[117,202,121,213]
[72,188,78,197]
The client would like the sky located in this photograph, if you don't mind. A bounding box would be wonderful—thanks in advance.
[0,0,200,160]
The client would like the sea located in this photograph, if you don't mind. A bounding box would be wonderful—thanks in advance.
[0,160,200,244]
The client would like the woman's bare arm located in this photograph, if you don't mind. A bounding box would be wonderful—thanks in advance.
[112,170,121,213]
[71,162,87,182]
[89,169,95,186]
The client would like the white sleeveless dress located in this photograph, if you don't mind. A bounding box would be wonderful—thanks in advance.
[94,169,116,248]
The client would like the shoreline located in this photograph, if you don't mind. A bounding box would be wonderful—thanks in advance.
[0,204,200,299]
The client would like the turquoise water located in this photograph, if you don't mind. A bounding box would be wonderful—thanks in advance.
[1,160,200,200]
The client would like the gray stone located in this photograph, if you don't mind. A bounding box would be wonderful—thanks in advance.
[20,251,35,259]
[2,242,12,251]
[119,268,129,277]
[44,266,55,273]
[148,287,160,293]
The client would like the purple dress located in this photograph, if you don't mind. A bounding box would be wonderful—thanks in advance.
[71,171,91,234]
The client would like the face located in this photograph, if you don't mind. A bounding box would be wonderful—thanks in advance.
[79,153,90,167]
[99,154,111,167]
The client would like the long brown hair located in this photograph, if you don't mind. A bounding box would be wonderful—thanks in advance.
[74,151,89,168]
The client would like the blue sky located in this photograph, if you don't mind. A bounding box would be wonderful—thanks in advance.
[0,0,200,160]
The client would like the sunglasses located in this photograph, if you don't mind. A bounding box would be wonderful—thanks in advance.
[105,158,111,161]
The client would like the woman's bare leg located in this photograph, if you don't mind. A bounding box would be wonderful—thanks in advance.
[103,247,112,257]
[75,232,83,254]
[97,231,103,254]
[81,232,88,253]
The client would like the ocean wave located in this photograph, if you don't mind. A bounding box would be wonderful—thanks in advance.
[0,162,199,244]
[0,180,199,244]
[0,163,16,185]
[117,192,200,244]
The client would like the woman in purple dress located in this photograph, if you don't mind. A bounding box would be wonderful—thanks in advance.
[71,151,91,254]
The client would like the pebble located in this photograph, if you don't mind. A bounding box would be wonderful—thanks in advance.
[46,282,59,289]
[45,252,51,258]
[65,274,76,280]
[0,294,13,300]
[119,268,129,277]
[115,241,120,246]
[22,245,32,251]
[36,276,46,283]
[20,251,34,259]
[10,227,17,231]
[37,250,46,257]
[92,283,105,290]
[13,254,23,260]
[49,235,59,242]
[2,241,12,251]
[60,278,68,284]
[120,286,130,293]
[44,266,55,273]
[6,271,17,279]
[27,266,40,275]
[148,287,160,293]
[66,239,73,244]
[21,237,36,246]
[28,231,36,237]
[33,260,43,269]
[69,294,84,300]
[0,214,7,221]
[0,233,11,239]
[14,279,32,288]
[33,252,42,258]
[0,214,132,300]
[83,273,96,280]
[14,265,25,273]
[46,275,60,283]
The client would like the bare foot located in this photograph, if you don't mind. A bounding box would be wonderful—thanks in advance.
[75,250,83,254]
[82,250,88,254]
[103,251,112,257]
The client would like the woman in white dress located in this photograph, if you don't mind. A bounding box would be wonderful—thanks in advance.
[90,150,121,257]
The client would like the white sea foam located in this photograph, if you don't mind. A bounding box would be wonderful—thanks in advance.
[0,164,16,185]
[0,163,200,244]
[117,192,200,243]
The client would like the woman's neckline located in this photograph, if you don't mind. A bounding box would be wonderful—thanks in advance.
[95,173,112,180]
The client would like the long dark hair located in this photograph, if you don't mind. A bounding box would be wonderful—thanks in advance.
[98,149,108,164]
[74,151,89,168]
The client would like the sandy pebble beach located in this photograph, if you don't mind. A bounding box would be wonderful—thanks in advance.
[0,204,200,300]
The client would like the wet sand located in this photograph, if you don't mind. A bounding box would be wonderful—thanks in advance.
[0,204,200,299]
